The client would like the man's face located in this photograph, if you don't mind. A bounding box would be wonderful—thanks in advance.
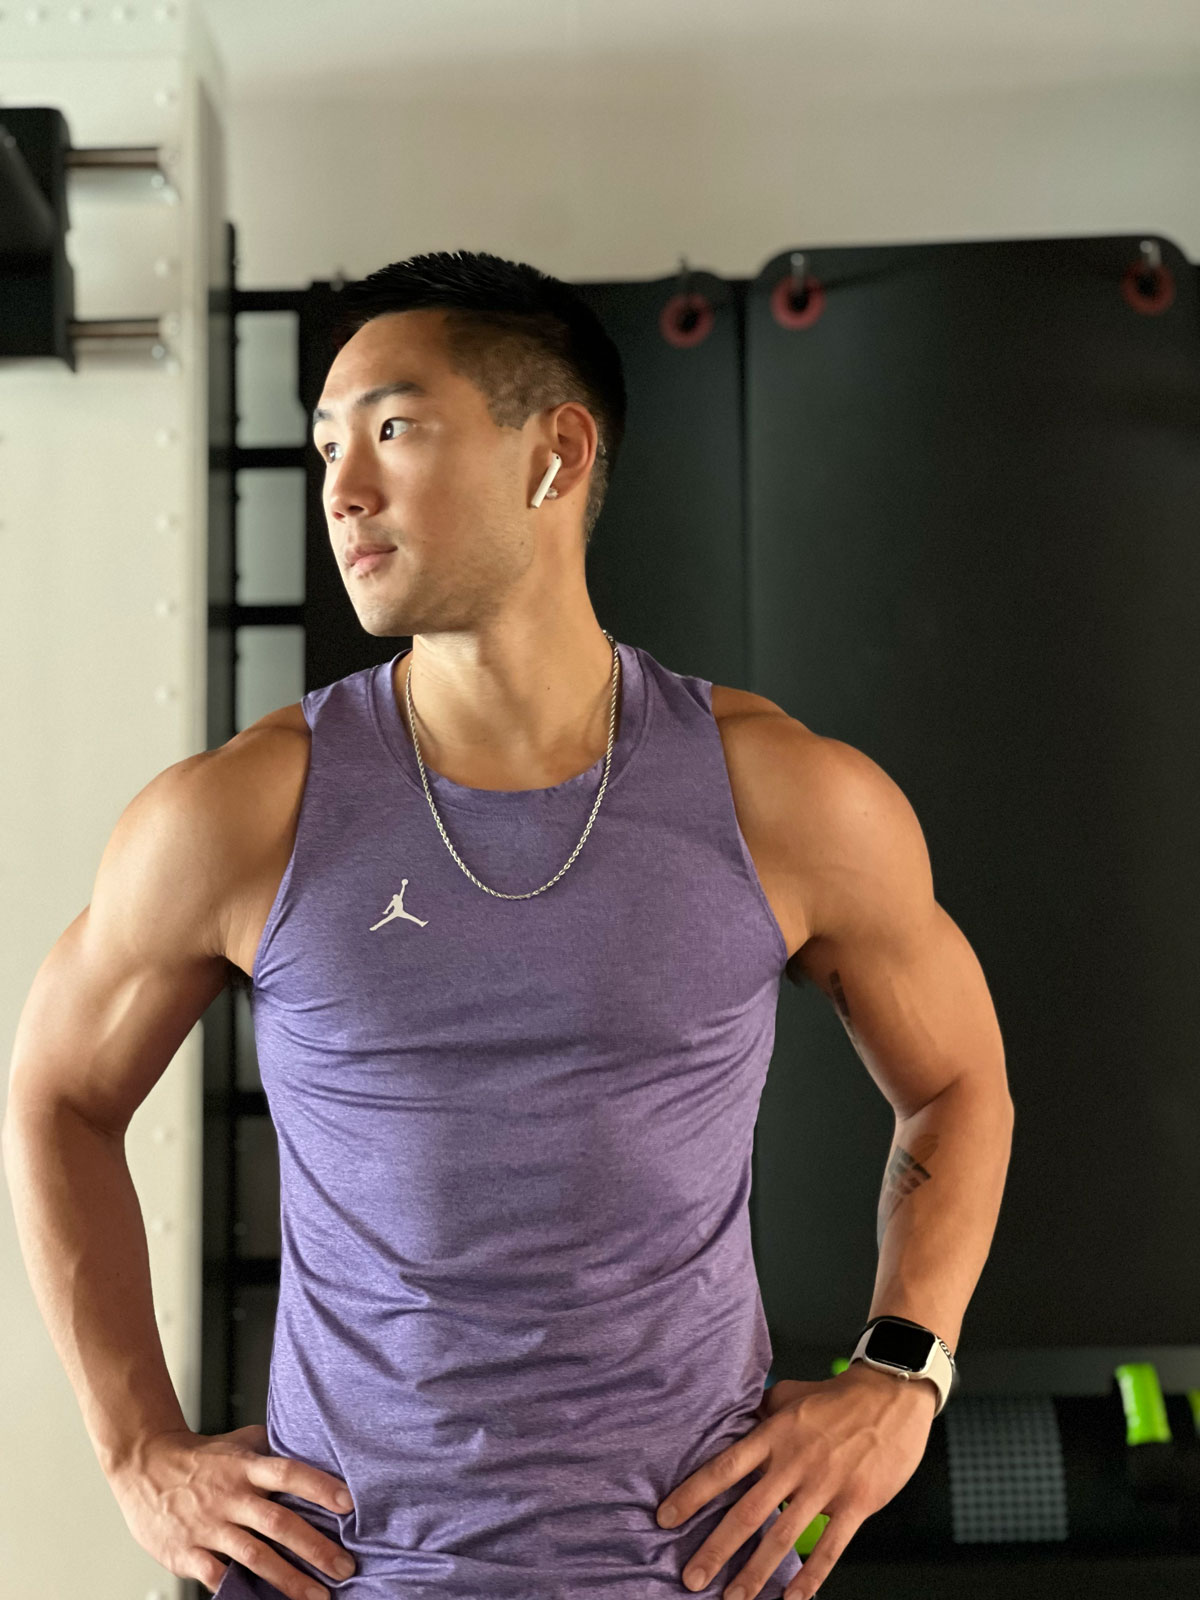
[311,308,534,637]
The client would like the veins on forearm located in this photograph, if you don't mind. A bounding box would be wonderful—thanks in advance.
[822,968,940,1250]
[828,967,857,1043]
[821,967,943,1248]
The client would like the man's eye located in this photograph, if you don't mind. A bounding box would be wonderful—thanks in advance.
[319,417,411,462]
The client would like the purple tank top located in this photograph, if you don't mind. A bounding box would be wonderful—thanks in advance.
[221,639,801,1599]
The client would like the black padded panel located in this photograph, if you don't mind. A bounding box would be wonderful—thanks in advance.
[571,272,750,690]
[0,106,75,366]
[289,239,1200,1367]
[746,234,1200,1358]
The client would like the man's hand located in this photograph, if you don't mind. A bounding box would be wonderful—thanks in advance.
[655,1365,937,1599]
[109,1424,358,1599]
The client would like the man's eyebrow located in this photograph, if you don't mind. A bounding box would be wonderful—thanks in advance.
[311,379,431,431]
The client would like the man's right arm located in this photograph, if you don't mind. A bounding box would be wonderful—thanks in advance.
[2,751,238,1481]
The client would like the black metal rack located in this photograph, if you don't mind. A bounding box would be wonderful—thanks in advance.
[200,224,306,1454]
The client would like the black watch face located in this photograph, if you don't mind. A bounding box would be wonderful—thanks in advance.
[867,1321,936,1369]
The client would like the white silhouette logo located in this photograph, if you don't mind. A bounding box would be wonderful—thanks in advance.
[369,878,429,931]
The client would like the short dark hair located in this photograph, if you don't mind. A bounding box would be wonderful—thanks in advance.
[328,249,626,547]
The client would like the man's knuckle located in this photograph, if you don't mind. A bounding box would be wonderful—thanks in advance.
[833,1492,867,1524]
[198,1555,227,1588]
[731,1496,762,1532]
[261,1502,286,1536]
[236,1532,261,1564]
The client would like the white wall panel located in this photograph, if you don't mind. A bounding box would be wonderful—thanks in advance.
[0,5,226,1597]
[236,467,305,605]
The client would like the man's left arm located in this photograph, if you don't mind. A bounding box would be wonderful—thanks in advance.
[784,726,1015,1365]
[656,720,1014,1599]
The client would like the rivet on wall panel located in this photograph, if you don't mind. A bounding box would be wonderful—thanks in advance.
[154,4,178,22]
[111,4,131,21]
[24,5,49,23]
[153,87,179,108]
[153,684,179,704]
[154,427,177,447]
[149,1216,173,1235]
[155,511,180,531]
[154,597,179,618]
[153,257,178,279]
[67,6,92,20]
[151,1124,176,1142]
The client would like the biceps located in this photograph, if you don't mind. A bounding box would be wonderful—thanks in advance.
[795,901,1005,1118]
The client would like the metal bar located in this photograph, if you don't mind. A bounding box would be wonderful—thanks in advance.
[232,287,309,314]
[228,444,307,469]
[65,146,162,171]
[207,602,305,629]
[68,318,163,340]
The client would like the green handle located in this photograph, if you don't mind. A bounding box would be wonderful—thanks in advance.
[1115,1362,1172,1445]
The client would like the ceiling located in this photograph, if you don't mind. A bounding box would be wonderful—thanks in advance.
[200,0,1200,100]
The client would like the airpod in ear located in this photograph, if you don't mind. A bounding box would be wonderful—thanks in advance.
[530,453,563,508]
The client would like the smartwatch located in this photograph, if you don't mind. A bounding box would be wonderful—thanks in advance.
[848,1314,959,1417]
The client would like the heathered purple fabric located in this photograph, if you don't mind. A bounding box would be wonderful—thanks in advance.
[220,640,801,1599]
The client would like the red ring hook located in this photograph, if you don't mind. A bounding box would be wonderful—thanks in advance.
[771,270,825,330]
[1120,255,1175,316]
[660,291,714,348]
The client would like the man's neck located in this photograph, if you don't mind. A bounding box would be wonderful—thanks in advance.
[392,630,620,788]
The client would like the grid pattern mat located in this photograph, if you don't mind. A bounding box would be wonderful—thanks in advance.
[944,1394,1068,1544]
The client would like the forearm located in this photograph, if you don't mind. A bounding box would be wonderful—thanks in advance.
[2,1100,189,1480]
[866,1076,1014,1355]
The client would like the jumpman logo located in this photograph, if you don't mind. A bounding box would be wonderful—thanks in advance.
[369,878,429,931]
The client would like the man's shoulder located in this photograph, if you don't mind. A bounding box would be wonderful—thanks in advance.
[708,686,835,966]
[206,702,311,797]
[709,683,885,828]
[710,682,793,727]
[708,686,899,969]
[709,682,821,762]
[246,702,310,738]
[200,704,312,969]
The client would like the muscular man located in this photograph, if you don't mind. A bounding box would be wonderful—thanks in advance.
[4,249,1011,1600]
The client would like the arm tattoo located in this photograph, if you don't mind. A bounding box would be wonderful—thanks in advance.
[876,1133,939,1251]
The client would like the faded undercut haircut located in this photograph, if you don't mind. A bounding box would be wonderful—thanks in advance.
[327,249,627,548]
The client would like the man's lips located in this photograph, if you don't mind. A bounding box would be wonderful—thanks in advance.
[345,543,397,569]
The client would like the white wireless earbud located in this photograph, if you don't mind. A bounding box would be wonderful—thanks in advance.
[530,453,562,508]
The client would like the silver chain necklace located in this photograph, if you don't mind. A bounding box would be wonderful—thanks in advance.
[404,629,621,900]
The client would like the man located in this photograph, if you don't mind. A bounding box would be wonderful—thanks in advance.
[4,250,1012,1600]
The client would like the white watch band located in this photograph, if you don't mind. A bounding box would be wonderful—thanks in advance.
[848,1320,957,1417]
